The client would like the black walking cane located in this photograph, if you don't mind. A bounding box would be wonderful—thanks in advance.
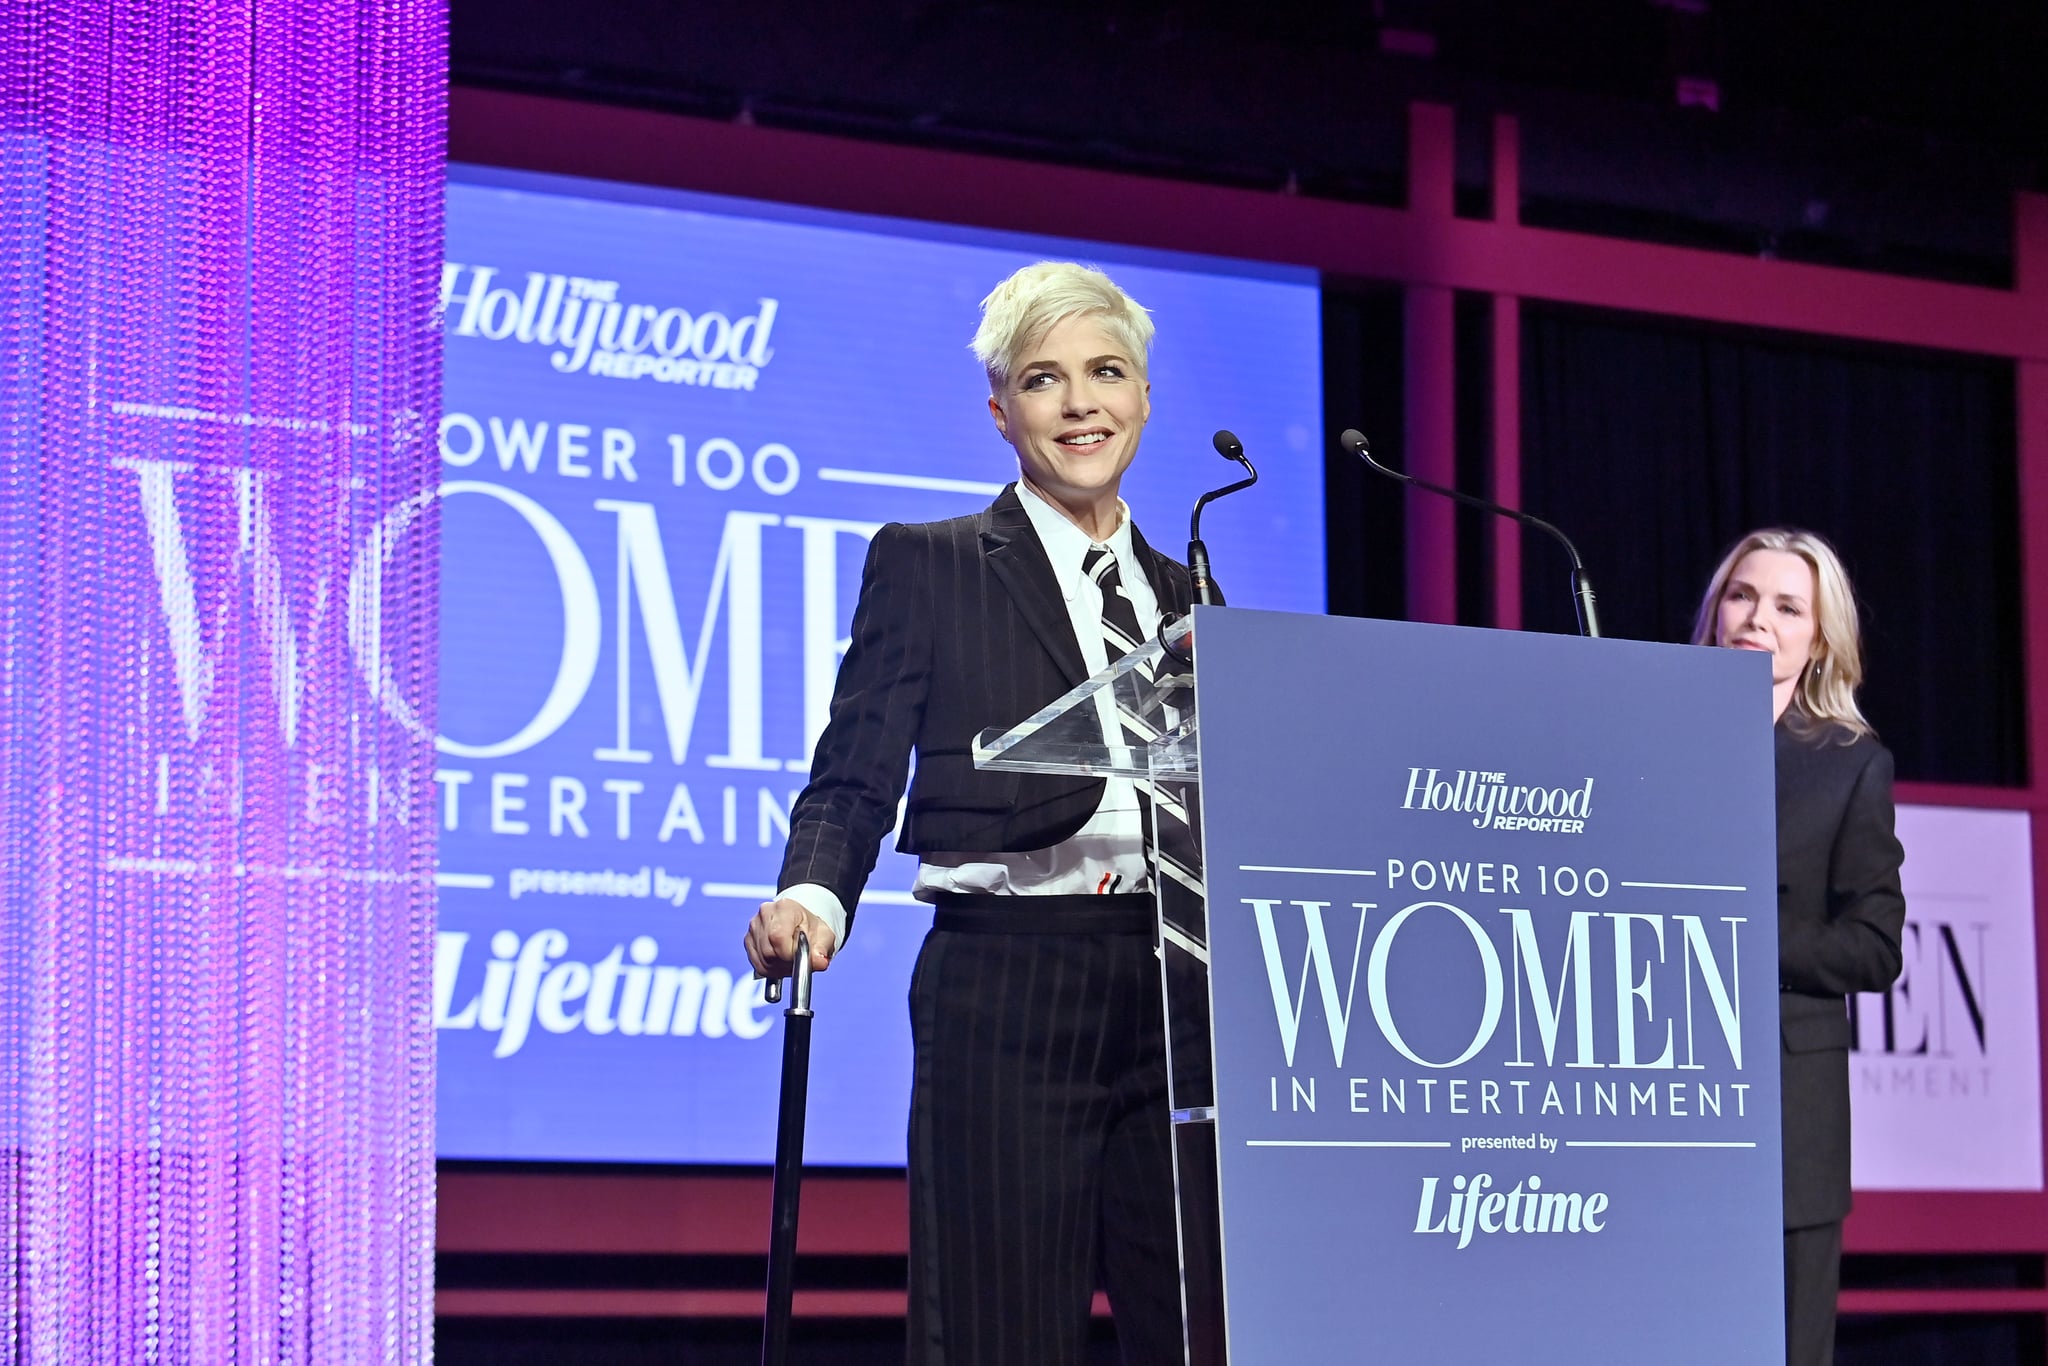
[760,931,814,1366]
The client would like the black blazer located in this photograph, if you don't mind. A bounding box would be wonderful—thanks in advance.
[1775,719,1906,1229]
[777,485,1194,925]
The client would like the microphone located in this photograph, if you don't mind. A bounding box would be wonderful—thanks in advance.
[1188,429,1259,607]
[1337,428,1601,638]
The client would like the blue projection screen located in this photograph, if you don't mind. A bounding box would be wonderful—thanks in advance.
[436,165,1325,1163]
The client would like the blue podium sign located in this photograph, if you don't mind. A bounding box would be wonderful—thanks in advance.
[1194,609,1783,1363]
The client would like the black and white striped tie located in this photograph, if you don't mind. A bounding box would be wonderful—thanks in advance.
[1083,544,1202,899]
[1085,542,1149,665]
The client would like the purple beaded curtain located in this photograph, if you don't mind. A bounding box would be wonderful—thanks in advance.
[0,0,441,1359]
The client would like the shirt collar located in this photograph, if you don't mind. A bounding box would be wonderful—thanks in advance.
[1016,481,1137,602]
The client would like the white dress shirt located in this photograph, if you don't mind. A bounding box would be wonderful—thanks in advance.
[784,481,1159,948]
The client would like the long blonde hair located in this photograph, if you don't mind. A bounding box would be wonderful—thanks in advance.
[1690,528,1872,738]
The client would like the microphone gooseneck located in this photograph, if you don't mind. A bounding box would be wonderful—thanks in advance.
[1338,427,1601,638]
[1188,429,1259,608]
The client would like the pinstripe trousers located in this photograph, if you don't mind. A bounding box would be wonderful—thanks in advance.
[906,926,1183,1366]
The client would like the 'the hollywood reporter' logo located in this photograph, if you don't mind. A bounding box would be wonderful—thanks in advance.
[1403,766,1595,834]
[441,264,780,387]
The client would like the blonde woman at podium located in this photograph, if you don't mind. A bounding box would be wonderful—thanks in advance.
[1692,528,1907,1366]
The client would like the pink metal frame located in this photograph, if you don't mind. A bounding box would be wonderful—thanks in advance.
[445,86,2048,1329]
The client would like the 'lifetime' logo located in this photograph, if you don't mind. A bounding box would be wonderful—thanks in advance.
[1413,1173,1608,1249]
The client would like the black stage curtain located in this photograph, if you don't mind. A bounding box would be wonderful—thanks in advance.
[1519,305,2023,787]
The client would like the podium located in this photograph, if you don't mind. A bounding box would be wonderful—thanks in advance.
[975,606,1788,1365]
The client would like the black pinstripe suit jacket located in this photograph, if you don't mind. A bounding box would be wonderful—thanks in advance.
[1774,720,1906,1228]
[776,484,1194,929]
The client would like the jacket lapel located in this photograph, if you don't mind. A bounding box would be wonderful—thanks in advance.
[980,484,1089,687]
[1131,520,1193,618]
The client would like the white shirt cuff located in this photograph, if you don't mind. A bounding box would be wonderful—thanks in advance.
[778,882,848,953]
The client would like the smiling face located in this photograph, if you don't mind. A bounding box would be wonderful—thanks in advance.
[987,313,1150,532]
[1716,547,1819,688]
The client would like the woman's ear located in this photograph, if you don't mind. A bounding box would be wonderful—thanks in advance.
[987,393,1008,439]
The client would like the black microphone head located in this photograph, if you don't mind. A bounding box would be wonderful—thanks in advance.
[1211,429,1245,462]
[1339,428,1370,457]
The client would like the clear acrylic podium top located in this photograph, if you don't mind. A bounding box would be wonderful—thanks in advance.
[971,615,1199,779]
[968,608,1224,1363]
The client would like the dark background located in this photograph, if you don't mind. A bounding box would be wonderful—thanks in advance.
[454,0,2041,787]
[443,1,2047,1359]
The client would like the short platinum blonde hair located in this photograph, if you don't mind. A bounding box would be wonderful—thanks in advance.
[970,261,1154,390]
[1690,527,1872,738]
